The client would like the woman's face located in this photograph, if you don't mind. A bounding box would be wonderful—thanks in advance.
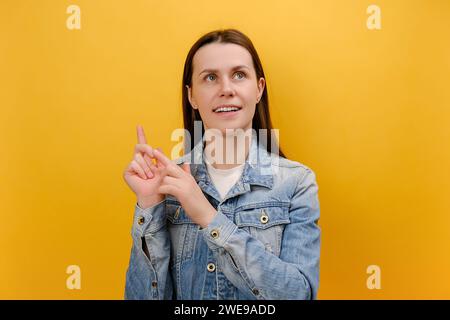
[186,42,265,135]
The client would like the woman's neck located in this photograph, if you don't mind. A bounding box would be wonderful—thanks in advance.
[204,130,252,170]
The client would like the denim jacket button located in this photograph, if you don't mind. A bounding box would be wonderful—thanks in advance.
[151,281,158,288]
[137,216,145,225]
[174,206,181,219]
[252,288,260,295]
[210,229,220,239]
[260,210,269,224]
[207,263,216,272]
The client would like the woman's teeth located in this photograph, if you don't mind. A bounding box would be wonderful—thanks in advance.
[214,107,240,113]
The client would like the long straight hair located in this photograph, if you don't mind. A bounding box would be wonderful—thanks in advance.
[181,28,285,158]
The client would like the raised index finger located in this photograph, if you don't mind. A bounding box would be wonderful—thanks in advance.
[136,125,147,144]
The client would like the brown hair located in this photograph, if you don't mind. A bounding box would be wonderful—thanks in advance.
[182,28,285,158]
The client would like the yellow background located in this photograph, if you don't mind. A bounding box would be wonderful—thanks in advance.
[1,0,449,299]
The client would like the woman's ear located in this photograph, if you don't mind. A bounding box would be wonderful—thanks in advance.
[186,85,198,109]
[257,78,265,103]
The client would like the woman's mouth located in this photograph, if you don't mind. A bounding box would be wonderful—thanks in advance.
[212,105,242,117]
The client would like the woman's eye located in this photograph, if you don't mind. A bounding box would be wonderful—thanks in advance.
[204,72,245,82]
[235,71,246,79]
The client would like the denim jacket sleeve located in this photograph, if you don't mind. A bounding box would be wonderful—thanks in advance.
[198,169,321,300]
[124,199,173,300]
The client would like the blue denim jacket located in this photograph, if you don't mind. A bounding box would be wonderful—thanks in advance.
[124,132,321,300]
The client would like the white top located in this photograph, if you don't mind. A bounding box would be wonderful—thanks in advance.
[204,154,245,200]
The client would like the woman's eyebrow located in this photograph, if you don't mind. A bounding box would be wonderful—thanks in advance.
[198,65,250,76]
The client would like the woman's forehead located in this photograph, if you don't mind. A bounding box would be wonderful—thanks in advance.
[193,43,253,73]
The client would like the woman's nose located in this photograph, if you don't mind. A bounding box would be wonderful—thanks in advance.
[219,78,235,96]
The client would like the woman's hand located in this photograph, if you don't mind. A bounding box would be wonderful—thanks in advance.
[152,148,217,228]
[122,125,165,209]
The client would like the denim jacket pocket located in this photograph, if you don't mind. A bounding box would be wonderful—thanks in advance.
[166,199,199,265]
[235,202,290,257]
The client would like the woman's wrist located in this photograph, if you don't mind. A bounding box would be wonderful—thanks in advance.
[197,206,217,229]
[137,194,165,210]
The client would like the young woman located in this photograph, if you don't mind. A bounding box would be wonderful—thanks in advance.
[123,29,321,300]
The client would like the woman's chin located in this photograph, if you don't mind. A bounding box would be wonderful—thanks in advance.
[204,121,253,137]
[218,127,248,136]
